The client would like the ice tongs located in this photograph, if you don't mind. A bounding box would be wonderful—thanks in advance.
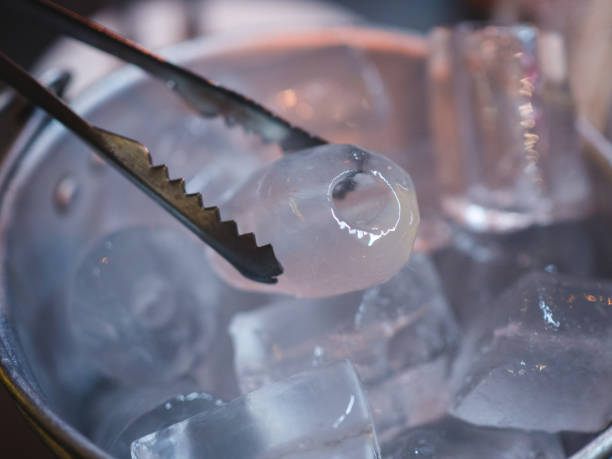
[0,0,330,284]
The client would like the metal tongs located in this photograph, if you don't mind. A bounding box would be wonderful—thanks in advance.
[0,0,329,284]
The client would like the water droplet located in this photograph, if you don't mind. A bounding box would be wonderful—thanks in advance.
[54,174,79,213]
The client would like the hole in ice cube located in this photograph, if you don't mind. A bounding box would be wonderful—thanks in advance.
[329,169,400,237]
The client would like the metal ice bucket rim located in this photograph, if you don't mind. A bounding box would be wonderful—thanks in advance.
[0,25,427,459]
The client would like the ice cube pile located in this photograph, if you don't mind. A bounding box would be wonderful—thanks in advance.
[57,22,612,459]
[229,253,458,441]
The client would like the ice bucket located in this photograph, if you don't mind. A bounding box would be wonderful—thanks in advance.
[0,26,431,458]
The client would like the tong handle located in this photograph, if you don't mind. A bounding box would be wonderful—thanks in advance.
[0,52,102,149]
[13,0,328,152]
[0,68,71,162]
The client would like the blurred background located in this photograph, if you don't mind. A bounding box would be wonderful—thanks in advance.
[0,0,608,457]
[0,0,491,70]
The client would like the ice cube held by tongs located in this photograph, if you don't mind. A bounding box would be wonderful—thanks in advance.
[0,0,329,284]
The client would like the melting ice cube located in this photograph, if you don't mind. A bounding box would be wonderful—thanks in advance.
[229,254,458,438]
[451,271,612,432]
[67,227,221,385]
[382,417,564,459]
[211,143,420,297]
[131,361,381,459]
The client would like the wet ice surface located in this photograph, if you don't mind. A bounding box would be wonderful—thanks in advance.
[230,253,458,439]
[68,227,222,385]
[131,361,381,459]
[383,417,564,459]
[451,272,612,432]
[212,143,420,298]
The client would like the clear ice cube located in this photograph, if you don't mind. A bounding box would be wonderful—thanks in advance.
[212,144,420,298]
[230,254,458,437]
[131,361,381,459]
[68,227,221,385]
[146,115,281,206]
[250,46,392,148]
[382,417,564,459]
[89,379,224,459]
[432,218,597,327]
[366,357,453,442]
[451,271,612,432]
[428,25,591,232]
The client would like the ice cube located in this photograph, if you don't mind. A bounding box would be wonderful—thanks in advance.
[366,357,452,443]
[67,227,221,385]
[131,361,381,459]
[146,115,281,206]
[429,25,591,232]
[230,254,457,437]
[89,379,224,459]
[433,218,596,327]
[450,272,612,432]
[211,144,420,298]
[249,45,392,148]
[382,417,564,459]
[230,291,363,393]
[255,41,449,254]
